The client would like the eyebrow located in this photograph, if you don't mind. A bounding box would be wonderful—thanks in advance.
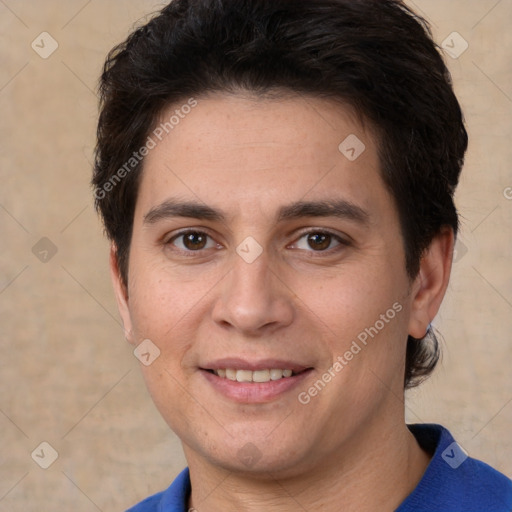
[144,200,224,224]
[143,198,369,226]
[277,200,369,224]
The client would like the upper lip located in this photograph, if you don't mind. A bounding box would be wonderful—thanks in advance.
[201,358,312,373]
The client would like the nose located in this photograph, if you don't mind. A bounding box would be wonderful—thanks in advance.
[211,249,295,336]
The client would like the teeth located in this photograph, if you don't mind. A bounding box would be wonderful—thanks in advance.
[253,369,270,383]
[270,369,283,380]
[213,368,295,382]
[236,370,253,382]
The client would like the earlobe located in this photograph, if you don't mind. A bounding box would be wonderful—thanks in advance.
[109,244,135,344]
[408,227,454,339]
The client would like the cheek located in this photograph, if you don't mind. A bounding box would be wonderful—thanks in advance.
[127,249,200,324]
[138,362,197,440]
[296,265,405,343]
[293,260,411,397]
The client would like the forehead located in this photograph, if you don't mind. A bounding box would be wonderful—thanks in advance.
[135,93,389,222]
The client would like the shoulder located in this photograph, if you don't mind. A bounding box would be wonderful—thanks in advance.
[398,424,512,512]
[126,492,165,512]
[125,467,191,512]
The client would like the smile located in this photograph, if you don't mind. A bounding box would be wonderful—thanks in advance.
[201,363,313,403]
[211,368,295,382]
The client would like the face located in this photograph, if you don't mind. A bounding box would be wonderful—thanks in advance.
[112,93,444,478]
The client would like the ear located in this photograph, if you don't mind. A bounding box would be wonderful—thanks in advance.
[408,227,454,338]
[110,244,136,345]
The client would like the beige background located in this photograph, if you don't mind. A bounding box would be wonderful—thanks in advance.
[0,0,511,510]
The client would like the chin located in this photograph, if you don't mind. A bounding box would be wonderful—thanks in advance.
[210,450,310,479]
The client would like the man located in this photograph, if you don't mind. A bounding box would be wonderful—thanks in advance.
[92,0,512,510]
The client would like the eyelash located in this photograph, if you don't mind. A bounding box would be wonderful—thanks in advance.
[165,229,220,256]
[291,229,350,253]
[165,228,350,256]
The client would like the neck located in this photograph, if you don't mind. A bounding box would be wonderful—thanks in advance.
[185,420,431,512]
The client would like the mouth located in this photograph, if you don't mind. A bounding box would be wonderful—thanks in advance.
[199,359,314,403]
[205,368,307,382]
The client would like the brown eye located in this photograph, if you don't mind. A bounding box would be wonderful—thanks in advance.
[291,230,346,253]
[307,232,332,251]
[169,231,215,251]
[182,232,207,250]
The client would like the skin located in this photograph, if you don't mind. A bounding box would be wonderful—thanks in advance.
[111,93,454,511]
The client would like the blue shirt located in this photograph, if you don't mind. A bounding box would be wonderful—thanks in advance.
[126,424,512,511]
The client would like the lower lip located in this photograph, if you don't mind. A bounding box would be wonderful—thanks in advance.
[201,369,313,403]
